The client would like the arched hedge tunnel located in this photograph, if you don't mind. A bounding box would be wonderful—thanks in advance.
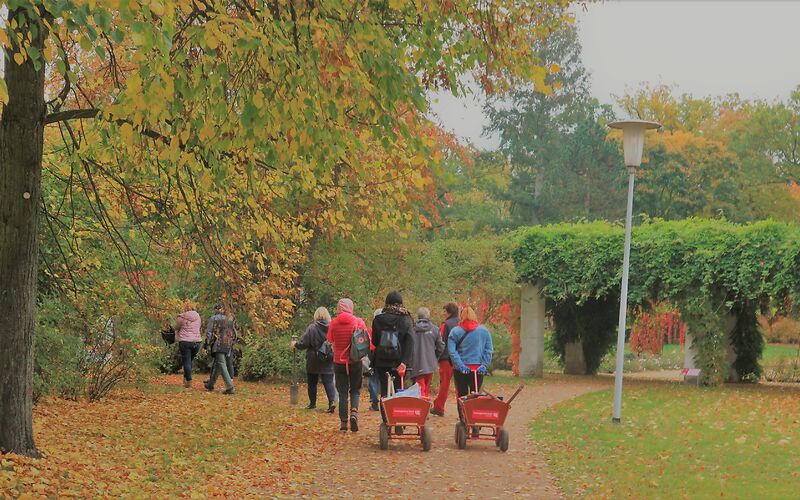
[512,219,800,385]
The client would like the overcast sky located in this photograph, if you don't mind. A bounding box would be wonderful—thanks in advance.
[429,1,800,150]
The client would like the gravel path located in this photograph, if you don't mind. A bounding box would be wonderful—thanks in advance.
[281,375,610,499]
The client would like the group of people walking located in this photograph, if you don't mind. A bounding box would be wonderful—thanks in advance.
[293,291,494,432]
[172,301,238,395]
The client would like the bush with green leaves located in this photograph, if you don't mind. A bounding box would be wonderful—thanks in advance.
[238,331,303,382]
[512,218,800,383]
[35,297,86,401]
[35,293,157,401]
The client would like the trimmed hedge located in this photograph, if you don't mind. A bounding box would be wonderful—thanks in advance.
[512,219,800,382]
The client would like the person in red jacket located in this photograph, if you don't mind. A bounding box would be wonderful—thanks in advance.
[327,298,368,432]
[432,302,459,416]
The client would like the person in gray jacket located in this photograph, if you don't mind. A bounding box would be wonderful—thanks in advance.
[410,307,445,399]
[204,304,237,394]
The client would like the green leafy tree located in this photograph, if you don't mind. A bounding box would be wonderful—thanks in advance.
[485,19,624,225]
[1,0,570,456]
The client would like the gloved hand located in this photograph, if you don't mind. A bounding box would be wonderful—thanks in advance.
[458,365,471,374]
[477,365,488,375]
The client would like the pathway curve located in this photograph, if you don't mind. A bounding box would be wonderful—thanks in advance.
[281,375,610,499]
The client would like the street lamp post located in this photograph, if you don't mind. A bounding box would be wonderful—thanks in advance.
[608,119,661,423]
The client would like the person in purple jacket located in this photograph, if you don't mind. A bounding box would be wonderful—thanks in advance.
[174,301,202,388]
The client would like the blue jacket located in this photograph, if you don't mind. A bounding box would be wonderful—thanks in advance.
[447,324,493,371]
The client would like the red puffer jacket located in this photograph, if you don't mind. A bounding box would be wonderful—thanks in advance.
[327,312,367,365]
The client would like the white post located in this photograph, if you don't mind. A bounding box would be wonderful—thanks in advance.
[520,284,545,377]
[612,167,636,423]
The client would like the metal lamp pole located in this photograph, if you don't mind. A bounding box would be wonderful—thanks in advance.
[608,120,661,423]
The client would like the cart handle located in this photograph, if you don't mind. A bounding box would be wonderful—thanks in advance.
[466,364,481,393]
[506,384,524,405]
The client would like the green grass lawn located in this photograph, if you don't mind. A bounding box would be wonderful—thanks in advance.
[531,382,800,499]
[763,343,800,360]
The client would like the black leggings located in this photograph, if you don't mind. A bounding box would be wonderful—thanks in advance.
[453,370,484,397]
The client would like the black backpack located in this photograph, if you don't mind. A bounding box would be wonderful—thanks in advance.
[377,326,401,362]
[315,340,333,363]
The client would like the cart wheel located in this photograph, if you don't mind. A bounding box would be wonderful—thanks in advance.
[498,428,509,452]
[379,423,389,450]
[421,426,432,452]
[455,422,467,450]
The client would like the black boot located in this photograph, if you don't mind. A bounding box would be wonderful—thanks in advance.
[340,420,348,432]
[327,403,336,414]
[349,409,359,432]
[305,403,316,410]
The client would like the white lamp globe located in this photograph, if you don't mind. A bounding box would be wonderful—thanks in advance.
[608,120,661,167]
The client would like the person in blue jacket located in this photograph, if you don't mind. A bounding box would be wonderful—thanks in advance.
[447,306,493,397]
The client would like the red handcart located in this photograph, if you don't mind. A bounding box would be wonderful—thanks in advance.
[378,373,432,451]
[454,365,523,452]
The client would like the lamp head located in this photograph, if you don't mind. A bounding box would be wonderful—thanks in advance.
[608,120,661,168]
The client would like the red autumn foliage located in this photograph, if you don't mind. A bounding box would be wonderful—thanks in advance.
[630,303,686,355]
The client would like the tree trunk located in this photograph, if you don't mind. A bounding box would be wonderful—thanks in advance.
[0,6,47,457]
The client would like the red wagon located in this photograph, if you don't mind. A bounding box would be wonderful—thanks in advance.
[378,374,432,451]
[454,366,523,452]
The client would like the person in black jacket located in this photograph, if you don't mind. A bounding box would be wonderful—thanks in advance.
[293,307,336,413]
[432,301,460,416]
[371,291,413,398]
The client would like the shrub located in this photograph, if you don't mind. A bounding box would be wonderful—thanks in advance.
[156,341,215,375]
[34,294,156,401]
[629,303,685,355]
[759,315,800,344]
[763,355,800,383]
[239,331,302,381]
[35,297,85,401]
[550,295,618,375]
[729,303,764,382]
[486,322,512,372]
[512,219,800,384]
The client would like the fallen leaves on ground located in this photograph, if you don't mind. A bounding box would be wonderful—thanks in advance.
[0,375,340,497]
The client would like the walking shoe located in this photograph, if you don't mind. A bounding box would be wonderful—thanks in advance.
[203,382,214,392]
[222,388,235,395]
[327,404,336,414]
[431,409,444,417]
[183,380,191,388]
[349,410,359,432]
[370,401,379,411]
[340,421,348,432]
[305,403,317,410]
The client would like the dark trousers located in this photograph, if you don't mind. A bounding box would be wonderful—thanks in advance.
[367,372,379,403]
[376,367,403,398]
[453,370,484,397]
[179,341,202,381]
[333,363,362,422]
[307,373,336,407]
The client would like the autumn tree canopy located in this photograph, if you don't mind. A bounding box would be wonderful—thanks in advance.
[1,0,572,456]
